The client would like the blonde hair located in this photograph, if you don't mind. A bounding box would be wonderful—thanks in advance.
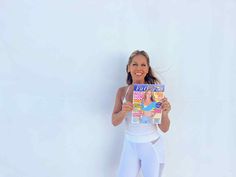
[143,89,155,102]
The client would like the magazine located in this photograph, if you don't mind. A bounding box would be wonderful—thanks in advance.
[132,84,165,124]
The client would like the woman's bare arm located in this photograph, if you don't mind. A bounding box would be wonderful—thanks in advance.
[158,97,171,132]
[112,87,133,126]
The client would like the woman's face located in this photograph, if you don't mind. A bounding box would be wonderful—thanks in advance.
[146,90,152,99]
[128,54,149,84]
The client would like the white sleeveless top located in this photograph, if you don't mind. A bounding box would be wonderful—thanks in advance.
[122,85,160,143]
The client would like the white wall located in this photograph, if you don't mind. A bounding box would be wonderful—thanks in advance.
[0,0,236,177]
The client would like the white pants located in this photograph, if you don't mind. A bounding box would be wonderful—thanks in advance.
[117,137,165,177]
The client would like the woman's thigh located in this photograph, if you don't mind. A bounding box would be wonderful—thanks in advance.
[137,138,165,177]
[117,139,140,177]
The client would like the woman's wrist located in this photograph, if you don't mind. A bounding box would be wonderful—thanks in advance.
[119,110,128,119]
[162,112,169,119]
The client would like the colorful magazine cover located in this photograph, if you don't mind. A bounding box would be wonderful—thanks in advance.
[132,84,165,124]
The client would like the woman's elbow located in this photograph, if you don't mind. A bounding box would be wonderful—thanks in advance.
[111,116,119,126]
[162,128,169,133]
[159,126,170,133]
[112,120,117,126]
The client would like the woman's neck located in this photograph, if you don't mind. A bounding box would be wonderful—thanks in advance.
[133,80,145,84]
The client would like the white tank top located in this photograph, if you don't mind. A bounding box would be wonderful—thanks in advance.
[122,85,160,143]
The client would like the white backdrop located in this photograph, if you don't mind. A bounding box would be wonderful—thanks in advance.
[0,0,236,177]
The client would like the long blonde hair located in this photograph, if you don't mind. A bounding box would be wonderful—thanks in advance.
[143,89,155,102]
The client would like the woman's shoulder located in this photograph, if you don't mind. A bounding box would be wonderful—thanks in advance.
[116,85,129,96]
[117,85,129,91]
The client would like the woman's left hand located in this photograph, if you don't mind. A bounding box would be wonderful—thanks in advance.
[161,97,171,114]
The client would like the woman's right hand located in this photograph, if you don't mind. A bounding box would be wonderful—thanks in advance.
[121,102,133,114]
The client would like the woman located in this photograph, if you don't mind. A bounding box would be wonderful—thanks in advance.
[112,50,171,177]
[140,89,157,123]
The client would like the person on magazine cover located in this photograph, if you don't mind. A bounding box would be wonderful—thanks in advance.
[140,89,157,123]
[112,50,171,177]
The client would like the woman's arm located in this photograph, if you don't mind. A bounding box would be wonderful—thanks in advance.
[158,112,170,132]
[158,97,171,132]
[112,88,133,126]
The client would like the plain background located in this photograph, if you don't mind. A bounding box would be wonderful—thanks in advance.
[0,0,236,177]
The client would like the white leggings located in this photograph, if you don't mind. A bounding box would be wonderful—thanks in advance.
[117,137,165,177]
